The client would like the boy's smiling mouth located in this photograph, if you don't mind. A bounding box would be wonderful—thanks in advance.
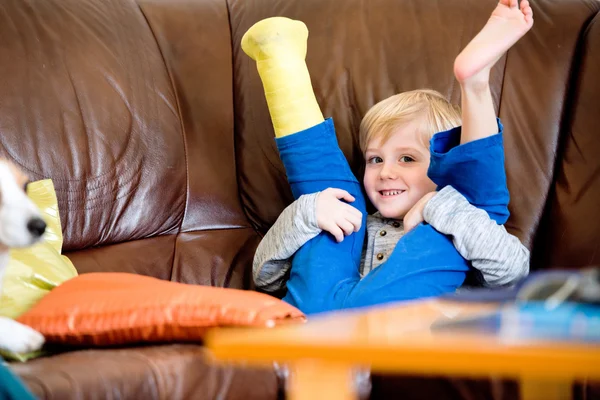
[379,189,405,197]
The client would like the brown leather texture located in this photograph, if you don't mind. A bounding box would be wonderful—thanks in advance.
[0,0,598,398]
[0,0,186,252]
[532,12,600,269]
[11,345,279,400]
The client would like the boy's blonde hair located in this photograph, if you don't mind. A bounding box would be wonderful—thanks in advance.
[359,89,461,153]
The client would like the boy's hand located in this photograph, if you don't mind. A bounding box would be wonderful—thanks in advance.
[316,188,363,242]
[404,192,436,233]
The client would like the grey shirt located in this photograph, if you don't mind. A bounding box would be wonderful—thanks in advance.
[253,186,529,293]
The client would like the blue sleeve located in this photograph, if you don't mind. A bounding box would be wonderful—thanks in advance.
[284,223,469,314]
[427,119,509,224]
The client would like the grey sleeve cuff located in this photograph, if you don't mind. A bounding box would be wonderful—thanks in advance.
[300,192,320,233]
[422,185,469,227]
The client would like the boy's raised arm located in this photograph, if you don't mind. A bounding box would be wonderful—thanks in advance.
[454,0,533,145]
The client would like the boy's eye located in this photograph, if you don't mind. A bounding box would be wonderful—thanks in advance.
[367,156,383,164]
[399,156,415,163]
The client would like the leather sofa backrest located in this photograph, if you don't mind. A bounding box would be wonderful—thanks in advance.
[533,13,600,269]
[0,0,598,288]
[230,0,600,269]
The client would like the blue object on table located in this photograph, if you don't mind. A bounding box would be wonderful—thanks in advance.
[433,268,600,343]
[432,301,600,343]
[442,268,600,304]
[499,301,600,342]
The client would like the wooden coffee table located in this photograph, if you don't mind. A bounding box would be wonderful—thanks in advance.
[205,299,600,400]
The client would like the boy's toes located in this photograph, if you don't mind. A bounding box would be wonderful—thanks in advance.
[522,3,534,24]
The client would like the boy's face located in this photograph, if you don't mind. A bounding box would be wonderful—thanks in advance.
[363,121,436,219]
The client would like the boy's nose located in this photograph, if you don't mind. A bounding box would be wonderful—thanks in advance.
[379,164,398,179]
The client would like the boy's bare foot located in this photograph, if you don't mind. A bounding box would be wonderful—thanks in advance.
[454,0,534,88]
[241,17,309,62]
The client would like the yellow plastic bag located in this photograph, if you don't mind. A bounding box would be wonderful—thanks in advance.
[0,179,77,360]
[0,179,77,318]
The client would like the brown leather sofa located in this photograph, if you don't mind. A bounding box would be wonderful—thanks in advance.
[3,0,599,398]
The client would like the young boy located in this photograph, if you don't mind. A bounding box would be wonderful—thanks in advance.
[243,0,534,314]
[253,88,529,293]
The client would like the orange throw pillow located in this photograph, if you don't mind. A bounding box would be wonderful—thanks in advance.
[17,273,305,346]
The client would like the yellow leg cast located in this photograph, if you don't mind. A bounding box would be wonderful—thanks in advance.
[241,17,324,137]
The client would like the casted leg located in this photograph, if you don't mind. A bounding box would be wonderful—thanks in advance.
[242,18,367,313]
